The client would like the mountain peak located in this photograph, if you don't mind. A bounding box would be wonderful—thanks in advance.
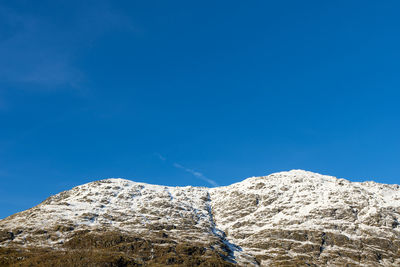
[1,171,400,266]
[269,169,335,178]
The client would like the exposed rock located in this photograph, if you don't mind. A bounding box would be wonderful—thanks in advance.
[0,170,399,266]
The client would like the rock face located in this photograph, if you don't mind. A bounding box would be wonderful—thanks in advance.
[1,170,400,266]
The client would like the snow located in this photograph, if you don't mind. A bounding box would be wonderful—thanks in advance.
[1,169,400,266]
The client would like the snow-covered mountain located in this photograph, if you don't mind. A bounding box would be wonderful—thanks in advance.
[1,170,400,266]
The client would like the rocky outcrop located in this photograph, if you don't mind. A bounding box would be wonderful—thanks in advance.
[0,230,236,266]
[0,170,399,266]
[210,170,400,266]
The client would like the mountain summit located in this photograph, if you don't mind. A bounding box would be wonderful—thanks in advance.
[1,170,400,266]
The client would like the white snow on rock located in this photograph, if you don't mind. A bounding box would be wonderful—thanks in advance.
[210,170,400,266]
[1,170,400,266]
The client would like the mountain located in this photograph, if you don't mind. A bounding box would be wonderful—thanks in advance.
[1,170,399,266]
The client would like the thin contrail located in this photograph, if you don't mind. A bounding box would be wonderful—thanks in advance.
[154,153,219,187]
[173,163,219,187]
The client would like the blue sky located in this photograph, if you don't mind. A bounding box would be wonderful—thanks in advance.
[1,0,400,218]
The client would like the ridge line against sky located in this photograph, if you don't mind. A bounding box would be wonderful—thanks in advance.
[0,0,399,219]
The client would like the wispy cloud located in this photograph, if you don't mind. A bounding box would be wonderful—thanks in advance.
[0,1,136,88]
[0,6,78,88]
[154,153,166,161]
[172,163,219,187]
[154,153,219,187]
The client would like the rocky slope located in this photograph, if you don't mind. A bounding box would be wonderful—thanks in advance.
[1,170,399,266]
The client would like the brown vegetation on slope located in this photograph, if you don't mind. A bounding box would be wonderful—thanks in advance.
[0,230,236,267]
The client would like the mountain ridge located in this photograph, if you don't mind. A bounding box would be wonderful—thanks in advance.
[1,170,400,266]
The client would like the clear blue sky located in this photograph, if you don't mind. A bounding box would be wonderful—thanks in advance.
[1,0,399,218]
